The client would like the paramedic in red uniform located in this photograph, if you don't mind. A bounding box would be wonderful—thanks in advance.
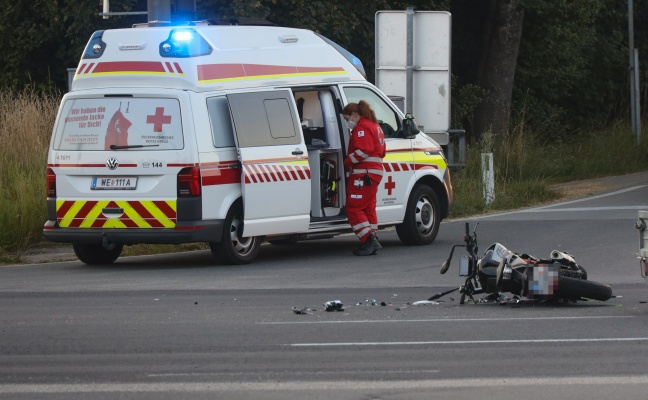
[342,101,386,256]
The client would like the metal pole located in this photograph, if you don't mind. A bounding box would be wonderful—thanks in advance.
[629,0,639,142]
[148,0,171,23]
[634,48,642,144]
[406,6,414,115]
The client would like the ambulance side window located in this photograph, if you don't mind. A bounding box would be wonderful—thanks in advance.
[343,87,400,138]
[265,99,296,140]
[207,97,236,148]
[227,91,301,147]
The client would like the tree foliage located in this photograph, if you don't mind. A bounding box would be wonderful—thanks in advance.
[0,0,644,137]
[0,0,145,91]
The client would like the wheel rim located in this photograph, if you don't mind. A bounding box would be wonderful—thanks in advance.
[415,196,435,235]
[229,214,256,256]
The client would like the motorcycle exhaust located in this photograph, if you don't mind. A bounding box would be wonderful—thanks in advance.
[551,250,576,265]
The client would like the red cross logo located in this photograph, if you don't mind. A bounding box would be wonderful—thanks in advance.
[385,175,396,195]
[146,107,172,132]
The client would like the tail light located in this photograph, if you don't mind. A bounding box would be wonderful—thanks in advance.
[46,168,56,198]
[177,167,201,197]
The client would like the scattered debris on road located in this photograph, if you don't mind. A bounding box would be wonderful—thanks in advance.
[292,306,312,315]
[324,300,344,312]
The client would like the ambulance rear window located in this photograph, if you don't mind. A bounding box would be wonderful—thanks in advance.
[53,98,184,151]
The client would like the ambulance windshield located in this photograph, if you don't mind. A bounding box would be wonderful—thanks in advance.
[53,98,184,151]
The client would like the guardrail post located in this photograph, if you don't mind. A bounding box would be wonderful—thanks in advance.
[481,152,495,205]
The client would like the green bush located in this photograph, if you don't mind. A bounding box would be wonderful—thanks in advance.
[450,118,648,218]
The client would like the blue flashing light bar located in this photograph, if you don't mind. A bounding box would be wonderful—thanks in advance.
[160,28,212,58]
[82,31,106,59]
[316,34,366,79]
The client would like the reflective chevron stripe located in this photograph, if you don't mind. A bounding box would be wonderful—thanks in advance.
[56,200,176,229]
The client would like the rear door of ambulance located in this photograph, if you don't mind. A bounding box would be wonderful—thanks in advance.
[48,90,198,237]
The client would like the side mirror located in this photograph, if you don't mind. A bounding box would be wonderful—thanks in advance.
[401,113,420,139]
[440,259,450,274]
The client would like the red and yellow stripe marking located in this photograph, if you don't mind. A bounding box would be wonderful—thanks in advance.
[197,63,347,84]
[56,200,176,228]
[243,163,310,184]
[383,150,446,172]
[201,161,241,187]
[75,61,185,78]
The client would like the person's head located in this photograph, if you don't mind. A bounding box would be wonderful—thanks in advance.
[342,100,378,128]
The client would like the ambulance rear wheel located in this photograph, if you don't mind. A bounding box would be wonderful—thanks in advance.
[210,202,262,265]
[72,243,123,265]
[396,184,440,245]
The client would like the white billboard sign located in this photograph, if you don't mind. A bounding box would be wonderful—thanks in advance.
[375,11,451,144]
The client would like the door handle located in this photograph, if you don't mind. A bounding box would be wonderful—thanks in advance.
[292,149,304,155]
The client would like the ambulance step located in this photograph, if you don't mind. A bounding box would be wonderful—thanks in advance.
[298,232,339,241]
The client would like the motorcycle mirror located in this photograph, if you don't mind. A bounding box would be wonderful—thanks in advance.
[440,259,451,274]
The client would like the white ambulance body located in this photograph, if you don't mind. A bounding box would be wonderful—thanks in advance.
[44,22,453,265]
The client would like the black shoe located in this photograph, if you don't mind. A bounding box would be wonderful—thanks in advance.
[370,231,382,251]
[353,237,377,256]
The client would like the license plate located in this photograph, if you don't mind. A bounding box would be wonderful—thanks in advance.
[91,176,137,190]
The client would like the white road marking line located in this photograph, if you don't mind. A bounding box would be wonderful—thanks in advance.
[259,315,633,325]
[289,337,648,347]
[460,185,648,220]
[527,206,648,212]
[4,376,648,393]
[537,185,647,208]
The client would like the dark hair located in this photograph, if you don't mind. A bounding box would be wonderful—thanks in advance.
[342,100,378,123]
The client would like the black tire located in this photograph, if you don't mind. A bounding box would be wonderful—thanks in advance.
[557,276,612,301]
[210,202,262,265]
[395,184,441,245]
[72,243,123,265]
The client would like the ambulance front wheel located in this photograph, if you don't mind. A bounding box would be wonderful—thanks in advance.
[210,202,262,265]
[396,184,440,245]
[72,243,123,265]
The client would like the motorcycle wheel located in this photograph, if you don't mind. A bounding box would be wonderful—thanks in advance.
[557,276,612,301]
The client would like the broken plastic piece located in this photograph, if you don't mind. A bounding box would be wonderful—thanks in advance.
[412,300,441,305]
[292,306,311,315]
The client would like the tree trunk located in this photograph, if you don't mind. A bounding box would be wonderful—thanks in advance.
[472,0,524,144]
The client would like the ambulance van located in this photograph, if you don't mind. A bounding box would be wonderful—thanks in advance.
[44,21,453,265]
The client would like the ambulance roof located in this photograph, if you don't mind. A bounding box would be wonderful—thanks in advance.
[72,24,367,92]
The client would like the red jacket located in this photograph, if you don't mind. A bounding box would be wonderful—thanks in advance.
[344,116,386,176]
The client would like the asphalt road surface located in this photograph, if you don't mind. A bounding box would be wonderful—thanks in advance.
[2,175,648,399]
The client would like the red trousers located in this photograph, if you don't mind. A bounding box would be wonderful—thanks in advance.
[346,173,382,242]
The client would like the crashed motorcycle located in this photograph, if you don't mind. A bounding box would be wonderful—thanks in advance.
[431,223,613,304]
